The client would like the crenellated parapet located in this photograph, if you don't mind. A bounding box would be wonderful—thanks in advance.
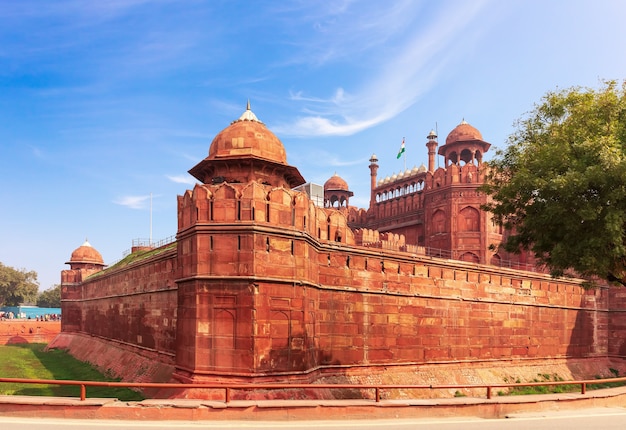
[177,180,358,244]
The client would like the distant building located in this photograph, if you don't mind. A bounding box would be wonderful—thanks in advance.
[293,182,324,207]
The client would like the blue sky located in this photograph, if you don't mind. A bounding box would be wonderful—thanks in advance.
[1,0,625,292]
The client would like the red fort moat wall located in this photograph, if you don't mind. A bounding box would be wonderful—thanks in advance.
[51,105,626,398]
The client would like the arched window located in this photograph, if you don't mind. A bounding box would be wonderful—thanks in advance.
[432,210,446,234]
[448,151,458,165]
[459,206,480,232]
[459,252,479,263]
[460,148,473,165]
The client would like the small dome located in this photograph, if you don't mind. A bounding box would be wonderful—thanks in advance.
[324,173,349,191]
[418,163,427,173]
[445,119,483,145]
[391,174,398,181]
[67,240,104,266]
[397,171,405,179]
[383,176,391,184]
[207,103,287,165]
[411,165,420,174]
[378,179,385,186]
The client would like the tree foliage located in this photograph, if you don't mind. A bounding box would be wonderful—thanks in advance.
[483,81,626,286]
[37,284,61,308]
[0,262,39,306]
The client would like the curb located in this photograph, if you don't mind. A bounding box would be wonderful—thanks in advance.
[1,387,626,421]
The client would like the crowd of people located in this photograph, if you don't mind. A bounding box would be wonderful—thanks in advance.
[0,311,61,321]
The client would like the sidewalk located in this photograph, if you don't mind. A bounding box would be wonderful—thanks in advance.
[1,386,625,421]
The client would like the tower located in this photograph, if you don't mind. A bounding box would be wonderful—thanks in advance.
[426,129,438,173]
[175,103,309,381]
[368,154,379,208]
[60,239,106,332]
[425,120,492,262]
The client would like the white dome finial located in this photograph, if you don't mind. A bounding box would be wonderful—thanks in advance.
[237,99,262,123]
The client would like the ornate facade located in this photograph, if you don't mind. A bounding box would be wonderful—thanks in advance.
[330,120,531,268]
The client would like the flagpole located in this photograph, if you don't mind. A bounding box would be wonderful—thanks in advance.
[403,138,406,171]
[149,192,153,247]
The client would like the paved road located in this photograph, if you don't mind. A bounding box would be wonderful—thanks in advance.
[2,408,626,429]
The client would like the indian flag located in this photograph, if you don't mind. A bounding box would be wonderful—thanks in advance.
[396,138,405,159]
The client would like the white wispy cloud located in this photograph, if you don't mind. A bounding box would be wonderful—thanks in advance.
[273,1,492,137]
[166,174,197,185]
[113,195,151,210]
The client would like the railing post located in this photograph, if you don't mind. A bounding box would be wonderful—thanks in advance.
[486,386,491,399]
[225,387,231,403]
[375,387,380,402]
[581,382,586,395]
[80,384,86,401]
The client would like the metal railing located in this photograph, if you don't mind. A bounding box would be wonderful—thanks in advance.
[1,376,625,402]
[117,235,177,259]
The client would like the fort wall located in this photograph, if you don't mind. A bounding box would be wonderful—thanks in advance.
[0,321,60,345]
[56,107,626,393]
[58,180,626,387]
[59,180,626,386]
[608,287,626,358]
[60,245,178,365]
[170,182,620,382]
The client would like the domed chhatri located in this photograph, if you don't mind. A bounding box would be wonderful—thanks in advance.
[66,239,106,270]
[188,102,305,188]
[324,173,350,192]
[445,119,484,145]
[323,173,353,208]
[438,119,490,166]
[206,101,288,165]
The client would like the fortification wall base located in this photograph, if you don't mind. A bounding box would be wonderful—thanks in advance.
[48,332,626,401]
[314,356,626,399]
[47,332,176,395]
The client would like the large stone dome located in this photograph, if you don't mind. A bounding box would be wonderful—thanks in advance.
[324,173,349,191]
[188,102,305,188]
[445,120,483,145]
[66,240,104,266]
[207,103,287,165]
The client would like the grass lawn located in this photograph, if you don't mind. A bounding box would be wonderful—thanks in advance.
[0,343,144,401]
[498,371,626,396]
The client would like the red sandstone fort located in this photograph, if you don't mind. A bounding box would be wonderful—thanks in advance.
[52,104,626,398]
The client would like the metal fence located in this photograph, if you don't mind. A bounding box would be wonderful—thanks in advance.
[1,376,625,402]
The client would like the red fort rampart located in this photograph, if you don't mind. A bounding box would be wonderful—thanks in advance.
[53,105,626,397]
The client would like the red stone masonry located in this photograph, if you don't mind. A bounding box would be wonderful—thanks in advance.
[57,106,626,390]
[171,179,617,382]
[61,245,178,365]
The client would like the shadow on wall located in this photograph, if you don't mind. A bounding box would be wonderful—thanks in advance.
[565,292,626,379]
[85,303,157,351]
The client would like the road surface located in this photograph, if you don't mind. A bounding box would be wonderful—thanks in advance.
[1,407,626,429]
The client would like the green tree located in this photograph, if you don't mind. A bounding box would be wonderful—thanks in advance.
[37,284,61,308]
[0,262,39,306]
[483,80,626,286]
